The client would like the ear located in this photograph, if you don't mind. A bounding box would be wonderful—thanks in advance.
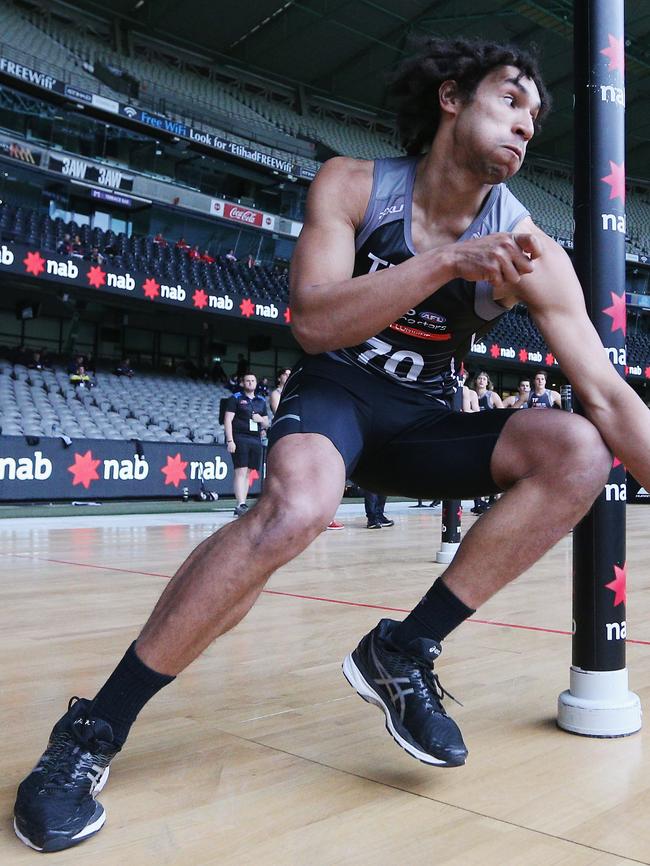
[439,79,461,116]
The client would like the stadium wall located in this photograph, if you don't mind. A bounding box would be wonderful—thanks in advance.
[0,435,260,500]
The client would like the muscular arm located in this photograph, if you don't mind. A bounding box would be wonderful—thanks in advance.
[510,220,650,486]
[290,158,540,354]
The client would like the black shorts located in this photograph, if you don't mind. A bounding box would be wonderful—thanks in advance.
[268,354,518,499]
[232,435,263,470]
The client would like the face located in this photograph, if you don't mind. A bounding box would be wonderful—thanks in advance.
[534,373,546,389]
[243,375,257,391]
[518,380,531,394]
[476,373,488,389]
[451,65,541,183]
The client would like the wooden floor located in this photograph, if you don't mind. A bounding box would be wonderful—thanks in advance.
[2,504,650,866]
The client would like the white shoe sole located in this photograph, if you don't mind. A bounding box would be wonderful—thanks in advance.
[14,765,110,851]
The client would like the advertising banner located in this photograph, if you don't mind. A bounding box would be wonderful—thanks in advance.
[209,199,274,230]
[48,154,135,192]
[0,241,291,327]
[0,435,262,500]
[469,337,649,380]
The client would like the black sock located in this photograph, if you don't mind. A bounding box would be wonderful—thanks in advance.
[390,577,475,649]
[91,642,175,747]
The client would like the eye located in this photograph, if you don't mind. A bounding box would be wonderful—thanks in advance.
[503,94,515,106]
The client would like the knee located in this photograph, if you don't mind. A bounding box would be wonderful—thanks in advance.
[547,416,611,495]
[255,485,337,546]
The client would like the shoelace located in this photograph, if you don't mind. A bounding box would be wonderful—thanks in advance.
[410,659,464,710]
[38,698,103,792]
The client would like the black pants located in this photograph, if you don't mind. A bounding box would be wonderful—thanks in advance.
[363,490,387,520]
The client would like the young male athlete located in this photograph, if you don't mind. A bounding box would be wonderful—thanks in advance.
[527,369,561,407]
[503,377,531,408]
[14,38,650,853]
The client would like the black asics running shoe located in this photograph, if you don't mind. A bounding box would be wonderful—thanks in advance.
[342,619,467,767]
[14,697,120,852]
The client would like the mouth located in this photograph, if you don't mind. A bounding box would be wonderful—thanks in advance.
[503,145,523,161]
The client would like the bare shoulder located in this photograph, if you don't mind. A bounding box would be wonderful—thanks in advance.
[308,157,374,228]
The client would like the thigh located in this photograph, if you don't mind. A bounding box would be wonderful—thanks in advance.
[353,408,520,499]
[263,432,347,517]
[268,357,371,476]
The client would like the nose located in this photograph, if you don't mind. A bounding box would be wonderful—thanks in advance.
[515,111,535,142]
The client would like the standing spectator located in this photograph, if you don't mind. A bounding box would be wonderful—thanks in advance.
[503,378,531,408]
[527,371,561,408]
[225,248,237,263]
[175,237,190,251]
[201,249,215,264]
[224,373,269,517]
[226,372,240,393]
[153,233,167,247]
[363,490,394,529]
[246,253,255,268]
[188,245,201,260]
[269,367,291,414]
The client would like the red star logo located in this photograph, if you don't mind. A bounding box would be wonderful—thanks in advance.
[67,450,101,489]
[645,366,650,380]
[600,34,625,72]
[142,277,160,300]
[23,250,45,276]
[605,562,627,607]
[489,343,500,359]
[518,348,528,363]
[248,468,260,490]
[284,306,291,324]
[601,160,625,203]
[602,291,626,336]
[192,288,208,309]
[545,353,555,366]
[87,265,106,289]
[161,453,187,487]
[240,297,255,318]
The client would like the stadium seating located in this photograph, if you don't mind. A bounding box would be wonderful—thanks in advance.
[0,202,291,304]
[0,356,231,443]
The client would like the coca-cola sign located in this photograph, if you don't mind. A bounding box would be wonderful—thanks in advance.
[224,203,263,226]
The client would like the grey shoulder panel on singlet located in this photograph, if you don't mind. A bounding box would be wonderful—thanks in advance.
[472,184,531,322]
[355,156,418,251]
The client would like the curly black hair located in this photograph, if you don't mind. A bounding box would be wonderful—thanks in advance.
[389,36,551,155]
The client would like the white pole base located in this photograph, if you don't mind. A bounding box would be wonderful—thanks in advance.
[435,541,459,564]
[557,666,642,737]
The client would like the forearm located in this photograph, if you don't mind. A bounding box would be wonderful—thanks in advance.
[584,388,650,486]
[291,246,455,353]
[223,419,234,442]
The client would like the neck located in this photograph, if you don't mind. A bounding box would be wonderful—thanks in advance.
[413,139,493,229]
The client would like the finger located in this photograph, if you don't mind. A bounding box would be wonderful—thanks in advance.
[513,233,543,260]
